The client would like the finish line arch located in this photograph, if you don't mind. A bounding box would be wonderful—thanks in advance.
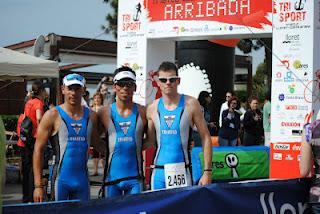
[117,0,320,179]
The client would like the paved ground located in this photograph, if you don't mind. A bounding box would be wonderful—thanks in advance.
[3,158,105,205]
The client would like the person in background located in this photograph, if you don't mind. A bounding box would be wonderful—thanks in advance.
[83,90,90,107]
[218,96,241,146]
[192,91,216,147]
[219,91,234,128]
[18,81,46,203]
[97,76,114,106]
[91,92,105,176]
[243,96,263,146]
[263,92,271,147]
[300,118,320,213]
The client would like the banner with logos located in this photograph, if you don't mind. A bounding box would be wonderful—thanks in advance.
[271,0,318,179]
[192,146,269,184]
[144,0,272,39]
[4,179,310,214]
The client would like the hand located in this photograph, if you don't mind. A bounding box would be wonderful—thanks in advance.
[198,171,212,186]
[33,187,45,203]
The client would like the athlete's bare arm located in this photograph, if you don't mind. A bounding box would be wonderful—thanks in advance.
[186,96,212,186]
[300,129,313,177]
[144,101,158,150]
[90,111,106,154]
[33,108,60,202]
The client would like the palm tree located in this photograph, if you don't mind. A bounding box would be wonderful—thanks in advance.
[102,0,118,38]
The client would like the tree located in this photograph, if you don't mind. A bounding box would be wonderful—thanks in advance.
[103,0,118,38]
[237,38,272,91]
[252,61,268,102]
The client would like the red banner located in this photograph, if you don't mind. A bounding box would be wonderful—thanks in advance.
[144,0,272,29]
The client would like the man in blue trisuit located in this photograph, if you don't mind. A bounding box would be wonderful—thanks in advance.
[33,74,101,202]
[98,66,147,197]
[146,61,212,190]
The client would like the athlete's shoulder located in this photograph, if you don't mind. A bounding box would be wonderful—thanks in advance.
[40,107,60,126]
[184,95,198,105]
[146,99,160,116]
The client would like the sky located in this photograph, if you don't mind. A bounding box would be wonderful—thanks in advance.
[0,0,114,47]
[0,0,264,73]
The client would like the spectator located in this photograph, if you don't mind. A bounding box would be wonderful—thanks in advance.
[243,96,263,146]
[18,81,46,203]
[83,90,90,107]
[219,91,234,128]
[192,91,216,147]
[91,92,105,176]
[218,96,241,146]
[263,92,271,147]
[97,76,114,105]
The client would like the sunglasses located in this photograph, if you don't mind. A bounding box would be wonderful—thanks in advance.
[158,76,180,83]
[116,81,135,88]
[66,74,84,82]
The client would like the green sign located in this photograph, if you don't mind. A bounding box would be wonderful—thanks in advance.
[199,150,269,181]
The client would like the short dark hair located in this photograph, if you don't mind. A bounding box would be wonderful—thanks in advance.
[198,91,211,109]
[248,95,259,104]
[31,81,44,97]
[226,90,234,96]
[113,66,136,78]
[158,61,178,76]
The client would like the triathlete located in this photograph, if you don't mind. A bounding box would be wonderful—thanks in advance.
[146,61,212,190]
[98,66,147,197]
[33,74,101,202]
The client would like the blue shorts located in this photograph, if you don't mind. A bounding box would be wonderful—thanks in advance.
[105,179,142,197]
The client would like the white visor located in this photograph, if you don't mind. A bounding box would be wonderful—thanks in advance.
[113,71,136,83]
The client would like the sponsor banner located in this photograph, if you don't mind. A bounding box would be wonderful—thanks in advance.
[118,0,148,105]
[144,0,272,38]
[270,142,301,179]
[271,0,315,143]
[3,179,311,214]
[191,146,269,184]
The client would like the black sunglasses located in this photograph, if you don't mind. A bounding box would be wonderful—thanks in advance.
[158,76,180,83]
[116,81,135,88]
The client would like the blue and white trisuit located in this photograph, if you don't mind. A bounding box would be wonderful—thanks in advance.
[103,103,144,197]
[48,106,91,201]
[151,95,193,190]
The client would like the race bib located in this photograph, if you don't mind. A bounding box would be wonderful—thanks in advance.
[164,162,188,189]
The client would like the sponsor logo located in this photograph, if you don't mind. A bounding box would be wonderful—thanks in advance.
[285,154,294,160]
[282,34,300,44]
[281,122,301,127]
[273,153,283,160]
[285,105,297,110]
[276,72,282,78]
[292,144,301,151]
[71,123,82,134]
[164,115,175,128]
[279,1,307,22]
[274,143,290,150]
[278,60,290,69]
[279,93,285,101]
[293,59,308,70]
[260,192,307,214]
[119,121,131,135]
[288,83,296,93]
[284,71,294,82]
[285,94,304,100]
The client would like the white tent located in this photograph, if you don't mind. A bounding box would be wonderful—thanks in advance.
[0,47,59,80]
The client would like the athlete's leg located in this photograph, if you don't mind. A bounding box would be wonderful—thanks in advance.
[151,169,166,190]
[70,179,90,201]
[56,179,70,201]
[105,184,122,197]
